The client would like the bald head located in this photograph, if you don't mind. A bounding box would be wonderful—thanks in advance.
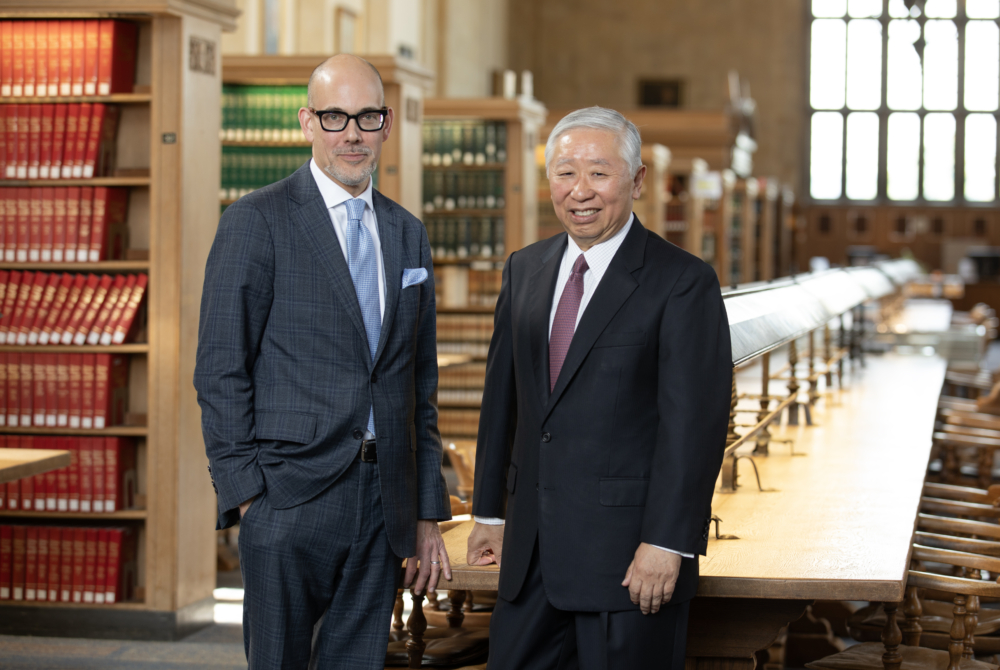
[307,54,384,108]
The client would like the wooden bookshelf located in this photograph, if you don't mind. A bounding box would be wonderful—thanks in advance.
[3,93,152,104]
[0,261,151,272]
[0,0,238,639]
[220,54,435,217]
[757,178,780,281]
[668,157,708,257]
[633,144,671,239]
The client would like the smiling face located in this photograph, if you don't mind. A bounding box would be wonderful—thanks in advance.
[298,55,393,196]
[547,127,645,251]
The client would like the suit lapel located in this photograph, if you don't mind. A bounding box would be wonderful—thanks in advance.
[372,190,401,366]
[527,234,568,408]
[288,164,370,355]
[543,219,647,423]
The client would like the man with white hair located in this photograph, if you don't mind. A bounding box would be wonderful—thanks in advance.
[467,106,732,668]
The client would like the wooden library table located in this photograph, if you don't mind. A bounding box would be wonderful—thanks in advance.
[0,448,70,485]
[439,353,947,670]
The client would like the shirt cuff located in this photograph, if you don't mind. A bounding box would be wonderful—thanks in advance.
[651,544,694,559]
[474,516,505,525]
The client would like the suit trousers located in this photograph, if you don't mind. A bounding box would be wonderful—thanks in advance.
[238,458,401,669]
[487,541,690,670]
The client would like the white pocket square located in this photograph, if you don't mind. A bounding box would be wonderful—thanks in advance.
[402,267,428,288]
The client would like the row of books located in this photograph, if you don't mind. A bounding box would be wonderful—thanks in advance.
[0,186,128,262]
[436,313,495,343]
[426,216,506,260]
[438,389,484,405]
[220,84,308,143]
[423,170,506,213]
[422,121,508,167]
[2,437,135,512]
[1,103,119,180]
[438,408,481,437]
[220,146,311,201]
[467,268,502,307]
[0,525,136,604]
[438,361,487,389]
[0,20,138,98]
[436,341,489,359]
[0,272,147,346]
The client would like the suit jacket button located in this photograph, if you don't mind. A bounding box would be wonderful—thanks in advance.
[353,428,364,440]
[371,372,378,383]
[541,432,551,443]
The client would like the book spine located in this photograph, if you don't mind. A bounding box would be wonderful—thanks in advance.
[39,105,53,180]
[105,528,121,603]
[78,435,92,512]
[112,273,147,343]
[44,352,57,426]
[58,22,72,97]
[17,272,46,345]
[14,188,28,262]
[24,526,37,600]
[63,185,79,261]
[56,353,69,426]
[105,437,119,511]
[71,528,84,603]
[22,21,35,98]
[75,274,111,345]
[46,527,60,601]
[68,353,81,429]
[36,527,48,600]
[0,271,21,342]
[52,186,66,263]
[11,526,25,600]
[73,103,91,179]
[61,103,78,180]
[4,107,15,179]
[66,435,79,511]
[0,22,11,97]
[29,272,60,345]
[83,20,99,96]
[11,21,23,98]
[39,185,53,261]
[4,354,16,428]
[63,272,98,344]
[19,353,32,428]
[82,529,96,603]
[91,430,104,511]
[71,21,84,97]
[33,352,45,427]
[59,529,72,601]
[73,186,92,264]
[94,528,107,603]
[41,272,72,345]
[27,103,40,180]
[46,21,59,97]
[50,104,66,180]
[8,269,35,344]
[27,187,40,263]
[101,273,134,345]
[89,274,124,344]
[55,436,69,511]
[52,272,85,344]
[35,21,47,100]
[94,104,119,180]
[107,21,138,95]
[81,352,95,429]
[0,525,9,600]
[15,106,27,179]
[94,353,110,431]
[83,103,104,180]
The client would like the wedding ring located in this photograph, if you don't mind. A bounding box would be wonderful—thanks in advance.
[430,560,441,565]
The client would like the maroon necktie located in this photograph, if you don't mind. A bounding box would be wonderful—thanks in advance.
[549,254,589,392]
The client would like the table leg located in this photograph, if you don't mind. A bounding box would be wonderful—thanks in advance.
[686,598,810,670]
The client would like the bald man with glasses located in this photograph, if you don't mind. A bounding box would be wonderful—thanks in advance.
[196,54,451,669]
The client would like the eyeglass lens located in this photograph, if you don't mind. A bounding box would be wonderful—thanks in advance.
[319,111,385,132]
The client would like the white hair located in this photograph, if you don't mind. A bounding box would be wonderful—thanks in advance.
[544,106,642,176]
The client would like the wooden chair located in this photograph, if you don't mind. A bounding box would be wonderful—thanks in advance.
[809,545,1000,670]
[446,440,477,501]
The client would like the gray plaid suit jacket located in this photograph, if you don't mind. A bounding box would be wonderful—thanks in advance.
[195,162,450,558]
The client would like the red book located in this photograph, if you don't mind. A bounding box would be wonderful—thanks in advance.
[59,22,72,97]
[0,525,11,600]
[51,273,85,344]
[15,106,28,179]
[56,354,70,427]
[43,438,58,510]
[74,274,111,345]
[18,467,31,510]
[29,272,60,344]
[91,433,104,511]
[6,352,18,427]
[24,526,37,600]
[55,437,70,511]
[46,21,59,97]
[0,271,21,342]
[83,20,99,96]
[105,438,135,512]
[112,273,147,344]
[84,104,119,180]
[71,21,85,97]
[7,269,35,341]
[39,105,53,180]
[27,188,40,262]
[105,528,121,603]
[46,527,59,601]
[0,353,5,427]
[89,274,125,344]
[63,273,99,344]
[34,21,47,99]
[68,353,82,429]
[75,186,93,260]
[99,21,137,95]
[72,103,92,179]
[0,189,5,259]
[36,526,48,600]
[71,527,84,602]
[66,436,79,511]
[82,527,96,603]
[0,117,5,183]
[61,103,78,179]
[41,273,73,345]
[11,21,24,97]
[27,103,41,179]
[93,354,127,429]
[1,23,12,97]
[11,526,25,600]
[89,188,128,262]
[101,273,135,346]
[64,186,80,261]
[78,436,92,511]
[33,352,45,426]
[4,107,16,179]
[94,528,107,603]
[44,353,57,426]
[5,439,19,511]
[52,187,67,262]
[59,529,72,601]
[19,353,32,428]
[14,188,28,262]
[14,271,46,345]
[50,104,66,180]
[81,352,96,428]
[23,22,35,98]
[39,186,54,261]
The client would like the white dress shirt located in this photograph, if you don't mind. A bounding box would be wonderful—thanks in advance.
[310,159,385,437]
[475,214,693,559]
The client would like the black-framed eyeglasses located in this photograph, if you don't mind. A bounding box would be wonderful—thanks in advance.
[309,107,388,132]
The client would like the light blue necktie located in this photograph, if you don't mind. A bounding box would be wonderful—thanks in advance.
[345,198,380,434]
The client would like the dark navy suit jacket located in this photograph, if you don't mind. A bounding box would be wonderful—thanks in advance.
[195,163,450,558]
[472,218,732,611]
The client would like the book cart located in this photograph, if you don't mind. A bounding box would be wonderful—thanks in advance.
[220,54,434,217]
[0,0,236,639]
[422,96,545,441]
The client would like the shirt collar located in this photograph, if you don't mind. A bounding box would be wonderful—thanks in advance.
[309,158,374,214]
[565,213,634,279]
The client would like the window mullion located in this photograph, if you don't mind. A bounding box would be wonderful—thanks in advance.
[956,9,967,203]
[879,1,890,201]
